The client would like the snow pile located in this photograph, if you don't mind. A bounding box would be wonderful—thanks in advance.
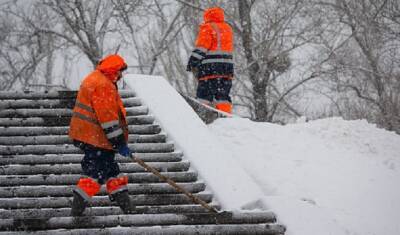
[209,117,400,235]
[125,74,400,235]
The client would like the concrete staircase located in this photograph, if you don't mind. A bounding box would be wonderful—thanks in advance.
[0,90,285,234]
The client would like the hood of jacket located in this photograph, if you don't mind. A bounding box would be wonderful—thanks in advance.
[96,54,127,82]
[204,7,225,23]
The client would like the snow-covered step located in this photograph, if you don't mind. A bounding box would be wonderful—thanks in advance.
[0,117,72,127]
[0,90,135,99]
[0,182,206,198]
[0,142,175,155]
[0,133,166,145]
[0,123,159,135]
[0,91,78,99]
[0,97,141,109]
[0,193,213,209]
[0,152,184,165]
[0,171,199,186]
[0,115,156,127]
[0,161,190,175]
[0,116,156,128]
[0,106,149,118]
[0,204,222,219]
[125,115,156,125]
[0,126,70,136]
[0,90,286,234]
[0,212,279,231]
[0,224,285,235]
[1,225,284,235]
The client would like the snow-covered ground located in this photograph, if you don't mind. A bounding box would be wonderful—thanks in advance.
[125,75,400,235]
[210,117,400,235]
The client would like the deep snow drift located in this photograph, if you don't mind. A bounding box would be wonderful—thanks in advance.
[209,117,400,235]
[125,75,400,235]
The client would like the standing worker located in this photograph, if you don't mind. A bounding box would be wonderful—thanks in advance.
[187,7,234,113]
[69,54,134,216]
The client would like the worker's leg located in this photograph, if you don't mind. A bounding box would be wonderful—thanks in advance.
[71,147,118,216]
[106,175,134,214]
[215,78,232,113]
[196,80,214,106]
[71,177,101,216]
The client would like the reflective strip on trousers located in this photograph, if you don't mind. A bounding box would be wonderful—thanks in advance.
[73,186,91,202]
[109,185,128,195]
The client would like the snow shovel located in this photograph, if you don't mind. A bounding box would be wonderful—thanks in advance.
[129,153,219,214]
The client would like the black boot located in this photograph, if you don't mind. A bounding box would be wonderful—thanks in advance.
[112,190,135,214]
[71,191,87,216]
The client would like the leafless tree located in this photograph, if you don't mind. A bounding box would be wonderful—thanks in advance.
[0,0,147,90]
[112,0,190,93]
[0,1,54,91]
[234,0,326,122]
[1,0,399,132]
[35,0,119,67]
[111,0,151,74]
[316,0,400,133]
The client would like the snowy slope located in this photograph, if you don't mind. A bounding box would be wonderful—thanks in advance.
[210,118,400,235]
[125,74,266,210]
[125,75,400,235]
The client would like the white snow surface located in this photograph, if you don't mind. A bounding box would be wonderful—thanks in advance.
[125,74,400,235]
[125,74,266,210]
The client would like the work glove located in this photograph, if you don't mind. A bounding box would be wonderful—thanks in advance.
[118,144,132,158]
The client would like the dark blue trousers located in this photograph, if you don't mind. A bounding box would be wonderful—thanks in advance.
[81,147,120,184]
[196,78,232,103]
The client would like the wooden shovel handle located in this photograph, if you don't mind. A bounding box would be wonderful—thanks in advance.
[131,154,218,213]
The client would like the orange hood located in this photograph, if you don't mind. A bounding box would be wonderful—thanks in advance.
[204,7,225,23]
[96,54,127,82]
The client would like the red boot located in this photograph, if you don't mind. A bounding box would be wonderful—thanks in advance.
[106,176,135,214]
[215,101,232,114]
[71,177,100,216]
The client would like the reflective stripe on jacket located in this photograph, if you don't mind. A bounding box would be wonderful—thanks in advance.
[69,55,128,150]
[187,7,234,80]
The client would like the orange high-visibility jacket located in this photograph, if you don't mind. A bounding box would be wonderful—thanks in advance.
[69,55,128,150]
[187,7,234,80]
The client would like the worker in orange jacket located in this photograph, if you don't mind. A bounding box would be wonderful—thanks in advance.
[69,54,134,216]
[187,7,234,113]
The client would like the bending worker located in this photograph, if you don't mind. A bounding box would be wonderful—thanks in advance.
[69,54,134,216]
[187,7,234,113]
